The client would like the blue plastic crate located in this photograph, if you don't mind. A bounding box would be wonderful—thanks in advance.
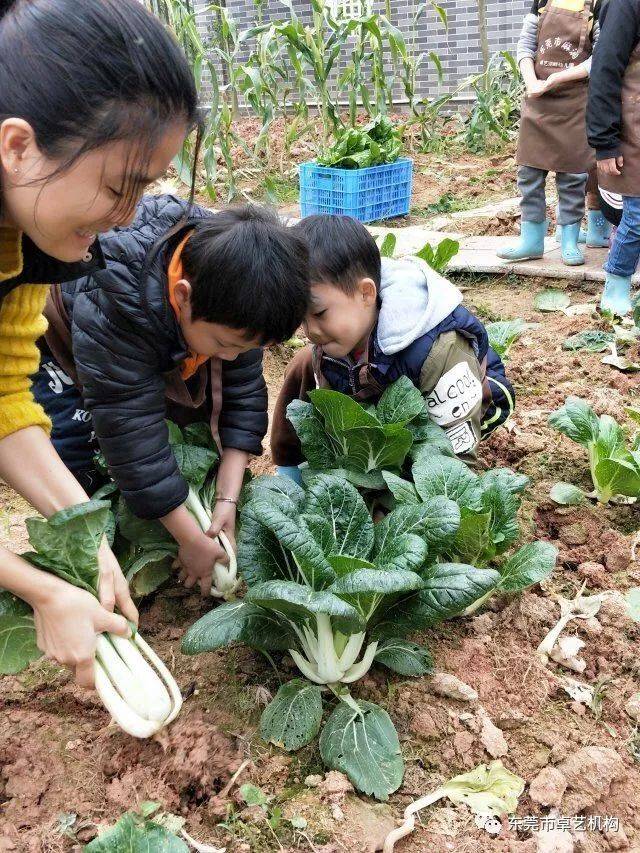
[298,158,413,223]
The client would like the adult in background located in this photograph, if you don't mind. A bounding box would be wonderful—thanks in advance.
[498,0,603,266]
[588,0,640,315]
[0,0,200,686]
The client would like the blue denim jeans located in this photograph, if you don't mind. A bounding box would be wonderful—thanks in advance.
[604,195,640,277]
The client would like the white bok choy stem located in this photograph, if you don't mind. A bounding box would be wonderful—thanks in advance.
[94,630,183,738]
[382,790,446,853]
[185,485,239,599]
[288,614,378,685]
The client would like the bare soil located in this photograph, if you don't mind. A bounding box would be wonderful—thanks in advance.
[1,272,639,853]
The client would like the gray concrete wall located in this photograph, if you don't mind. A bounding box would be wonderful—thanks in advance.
[192,0,530,105]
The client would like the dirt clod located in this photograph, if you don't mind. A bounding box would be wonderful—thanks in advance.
[599,592,635,626]
[319,771,353,799]
[479,711,508,758]
[431,672,478,702]
[625,692,640,722]
[577,562,609,588]
[604,825,630,850]
[535,826,574,853]
[559,524,589,546]
[558,746,626,813]
[529,766,567,807]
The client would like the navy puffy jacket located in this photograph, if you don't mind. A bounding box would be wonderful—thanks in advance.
[55,194,267,519]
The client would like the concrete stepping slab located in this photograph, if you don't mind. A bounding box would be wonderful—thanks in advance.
[367,225,640,285]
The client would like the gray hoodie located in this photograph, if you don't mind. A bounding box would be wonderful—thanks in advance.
[377,256,463,355]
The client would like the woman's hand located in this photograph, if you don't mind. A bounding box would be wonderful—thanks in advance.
[33,580,130,688]
[542,72,563,91]
[208,499,237,551]
[97,538,138,624]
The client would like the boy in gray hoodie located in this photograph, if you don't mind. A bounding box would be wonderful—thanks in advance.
[271,215,515,475]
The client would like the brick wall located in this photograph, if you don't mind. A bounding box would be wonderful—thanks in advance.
[192,0,530,106]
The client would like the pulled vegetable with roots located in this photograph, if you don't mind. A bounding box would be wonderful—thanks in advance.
[383,761,524,852]
[95,630,182,738]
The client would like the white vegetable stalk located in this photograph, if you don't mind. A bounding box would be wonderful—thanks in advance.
[383,789,446,853]
[289,613,378,685]
[186,486,239,600]
[94,630,183,738]
[537,583,604,660]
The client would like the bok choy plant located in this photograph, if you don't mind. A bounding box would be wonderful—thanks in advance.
[287,376,454,493]
[97,420,238,599]
[382,450,557,612]
[549,397,640,504]
[182,473,499,799]
[0,501,182,738]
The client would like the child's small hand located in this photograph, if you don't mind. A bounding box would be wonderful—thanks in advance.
[527,78,548,98]
[598,156,623,176]
[208,499,237,551]
[177,532,228,596]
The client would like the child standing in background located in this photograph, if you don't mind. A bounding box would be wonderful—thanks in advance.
[498,0,603,266]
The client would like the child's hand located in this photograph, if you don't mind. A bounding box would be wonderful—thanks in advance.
[97,539,139,625]
[527,78,548,98]
[33,580,131,688]
[208,499,237,551]
[598,156,623,176]
[177,531,228,596]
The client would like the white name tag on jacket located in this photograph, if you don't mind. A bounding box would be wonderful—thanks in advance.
[426,362,483,426]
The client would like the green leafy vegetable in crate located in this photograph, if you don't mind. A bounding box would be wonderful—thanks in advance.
[317,115,403,169]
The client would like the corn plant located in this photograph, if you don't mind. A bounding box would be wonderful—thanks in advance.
[400,2,449,151]
[161,0,256,200]
[273,0,348,145]
[238,24,284,163]
[461,51,523,153]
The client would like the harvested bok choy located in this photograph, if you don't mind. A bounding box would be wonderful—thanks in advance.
[185,484,239,599]
[98,420,239,599]
[0,501,182,738]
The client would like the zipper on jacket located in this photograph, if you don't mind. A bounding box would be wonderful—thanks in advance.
[322,355,359,393]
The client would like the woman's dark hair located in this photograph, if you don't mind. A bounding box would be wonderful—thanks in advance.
[181,206,310,344]
[292,214,382,294]
[0,0,201,215]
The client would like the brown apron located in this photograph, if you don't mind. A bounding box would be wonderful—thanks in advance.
[517,0,595,174]
[598,42,640,196]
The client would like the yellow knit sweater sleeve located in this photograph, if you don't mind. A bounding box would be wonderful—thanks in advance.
[0,228,51,440]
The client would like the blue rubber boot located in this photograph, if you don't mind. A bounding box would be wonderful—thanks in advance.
[497,220,547,261]
[276,465,303,485]
[560,222,585,266]
[601,273,632,316]
[585,210,612,248]
[556,224,587,243]
[553,206,586,243]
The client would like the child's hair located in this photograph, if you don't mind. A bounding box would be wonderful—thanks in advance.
[291,214,381,294]
[0,0,201,215]
[181,206,310,344]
